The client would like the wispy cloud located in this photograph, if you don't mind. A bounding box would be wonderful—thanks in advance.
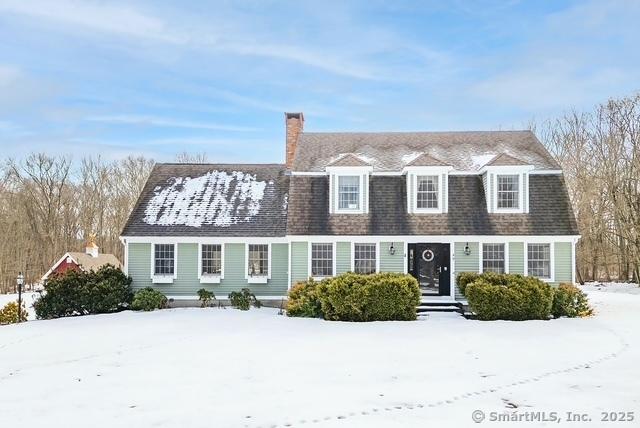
[85,114,260,132]
[0,0,392,80]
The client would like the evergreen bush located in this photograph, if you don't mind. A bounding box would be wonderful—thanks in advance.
[34,265,133,319]
[315,272,421,322]
[0,301,28,324]
[197,288,216,308]
[552,283,593,318]
[228,288,261,310]
[464,273,554,320]
[131,287,168,311]
[286,279,323,318]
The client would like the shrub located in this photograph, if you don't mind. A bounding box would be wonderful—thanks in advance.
[456,272,480,297]
[316,272,421,322]
[552,283,593,318]
[197,288,216,308]
[465,273,554,321]
[34,265,133,319]
[131,288,168,311]
[228,288,262,310]
[287,279,322,318]
[0,301,28,325]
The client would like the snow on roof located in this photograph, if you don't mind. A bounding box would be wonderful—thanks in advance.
[470,154,497,169]
[143,170,267,228]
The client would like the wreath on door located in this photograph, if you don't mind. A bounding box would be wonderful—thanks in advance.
[421,249,435,262]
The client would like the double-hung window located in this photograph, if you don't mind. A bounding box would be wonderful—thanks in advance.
[497,175,520,209]
[528,244,551,279]
[153,244,176,283]
[338,176,360,210]
[483,243,505,273]
[416,175,439,209]
[354,243,376,274]
[201,244,222,275]
[311,243,333,277]
[154,244,175,276]
[248,244,269,277]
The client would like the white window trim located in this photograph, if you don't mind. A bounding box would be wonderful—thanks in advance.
[198,243,225,284]
[308,241,337,281]
[350,241,380,274]
[484,165,534,214]
[245,243,271,284]
[404,166,451,214]
[151,243,177,284]
[327,166,371,215]
[480,242,509,274]
[524,241,555,282]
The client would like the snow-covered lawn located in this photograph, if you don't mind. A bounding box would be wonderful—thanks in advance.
[1,285,639,428]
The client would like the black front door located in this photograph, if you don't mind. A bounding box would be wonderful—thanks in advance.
[408,243,450,296]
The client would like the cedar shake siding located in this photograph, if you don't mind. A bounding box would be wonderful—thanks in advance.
[286,175,578,236]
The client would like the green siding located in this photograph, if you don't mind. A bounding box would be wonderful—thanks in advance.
[128,242,288,296]
[128,243,152,290]
[454,242,479,274]
[336,242,351,274]
[454,242,479,300]
[379,241,405,272]
[554,242,573,284]
[508,242,525,274]
[172,243,198,294]
[290,241,309,285]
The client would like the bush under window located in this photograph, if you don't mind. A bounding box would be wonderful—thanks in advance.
[286,279,322,318]
[228,288,262,310]
[131,287,168,311]
[34,265,133,319]
[288,272,420,322]
[552,283,593,318]
[464,273,554,320]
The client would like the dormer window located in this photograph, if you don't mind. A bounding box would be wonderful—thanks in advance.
[497,174,520,209]
[338,176,360,210]
[416,175,439,209]
[327,164,372,215]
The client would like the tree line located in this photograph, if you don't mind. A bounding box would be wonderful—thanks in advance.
[534,93,640,283]
[0,95,638,292]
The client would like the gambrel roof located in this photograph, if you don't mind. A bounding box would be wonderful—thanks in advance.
[286,175,579,236]
[292,131,559,172]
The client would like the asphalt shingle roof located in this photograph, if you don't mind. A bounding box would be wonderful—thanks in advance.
[292,131,560,172]
[122,164,289,237]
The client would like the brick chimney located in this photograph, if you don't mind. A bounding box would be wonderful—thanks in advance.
[285,112,304,169]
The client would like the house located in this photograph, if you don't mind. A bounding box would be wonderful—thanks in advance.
[41,236,122,283]
[120,113,579,302]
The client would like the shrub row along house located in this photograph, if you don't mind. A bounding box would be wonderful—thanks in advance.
[120,113,579,302]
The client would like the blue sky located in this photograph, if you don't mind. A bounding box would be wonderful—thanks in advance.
[0,0,639,163]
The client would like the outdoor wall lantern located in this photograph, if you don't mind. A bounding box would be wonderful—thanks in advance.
[388,243,396,255]
[464,243,471,256]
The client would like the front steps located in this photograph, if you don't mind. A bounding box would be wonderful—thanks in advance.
[417,298,475,318]
[417,301,464,315]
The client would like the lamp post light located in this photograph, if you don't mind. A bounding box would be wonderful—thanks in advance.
[17,272,24,323]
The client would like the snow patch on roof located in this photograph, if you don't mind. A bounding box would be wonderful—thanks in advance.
[401,152,422,164]
[470,154,497,169]
[143,171,267,228]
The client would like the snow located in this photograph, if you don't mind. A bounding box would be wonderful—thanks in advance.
[143,170,267,227]
[1,286,639,427]
[401,152,422,165]
[0,292,38,320]
[470,153,497,169]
